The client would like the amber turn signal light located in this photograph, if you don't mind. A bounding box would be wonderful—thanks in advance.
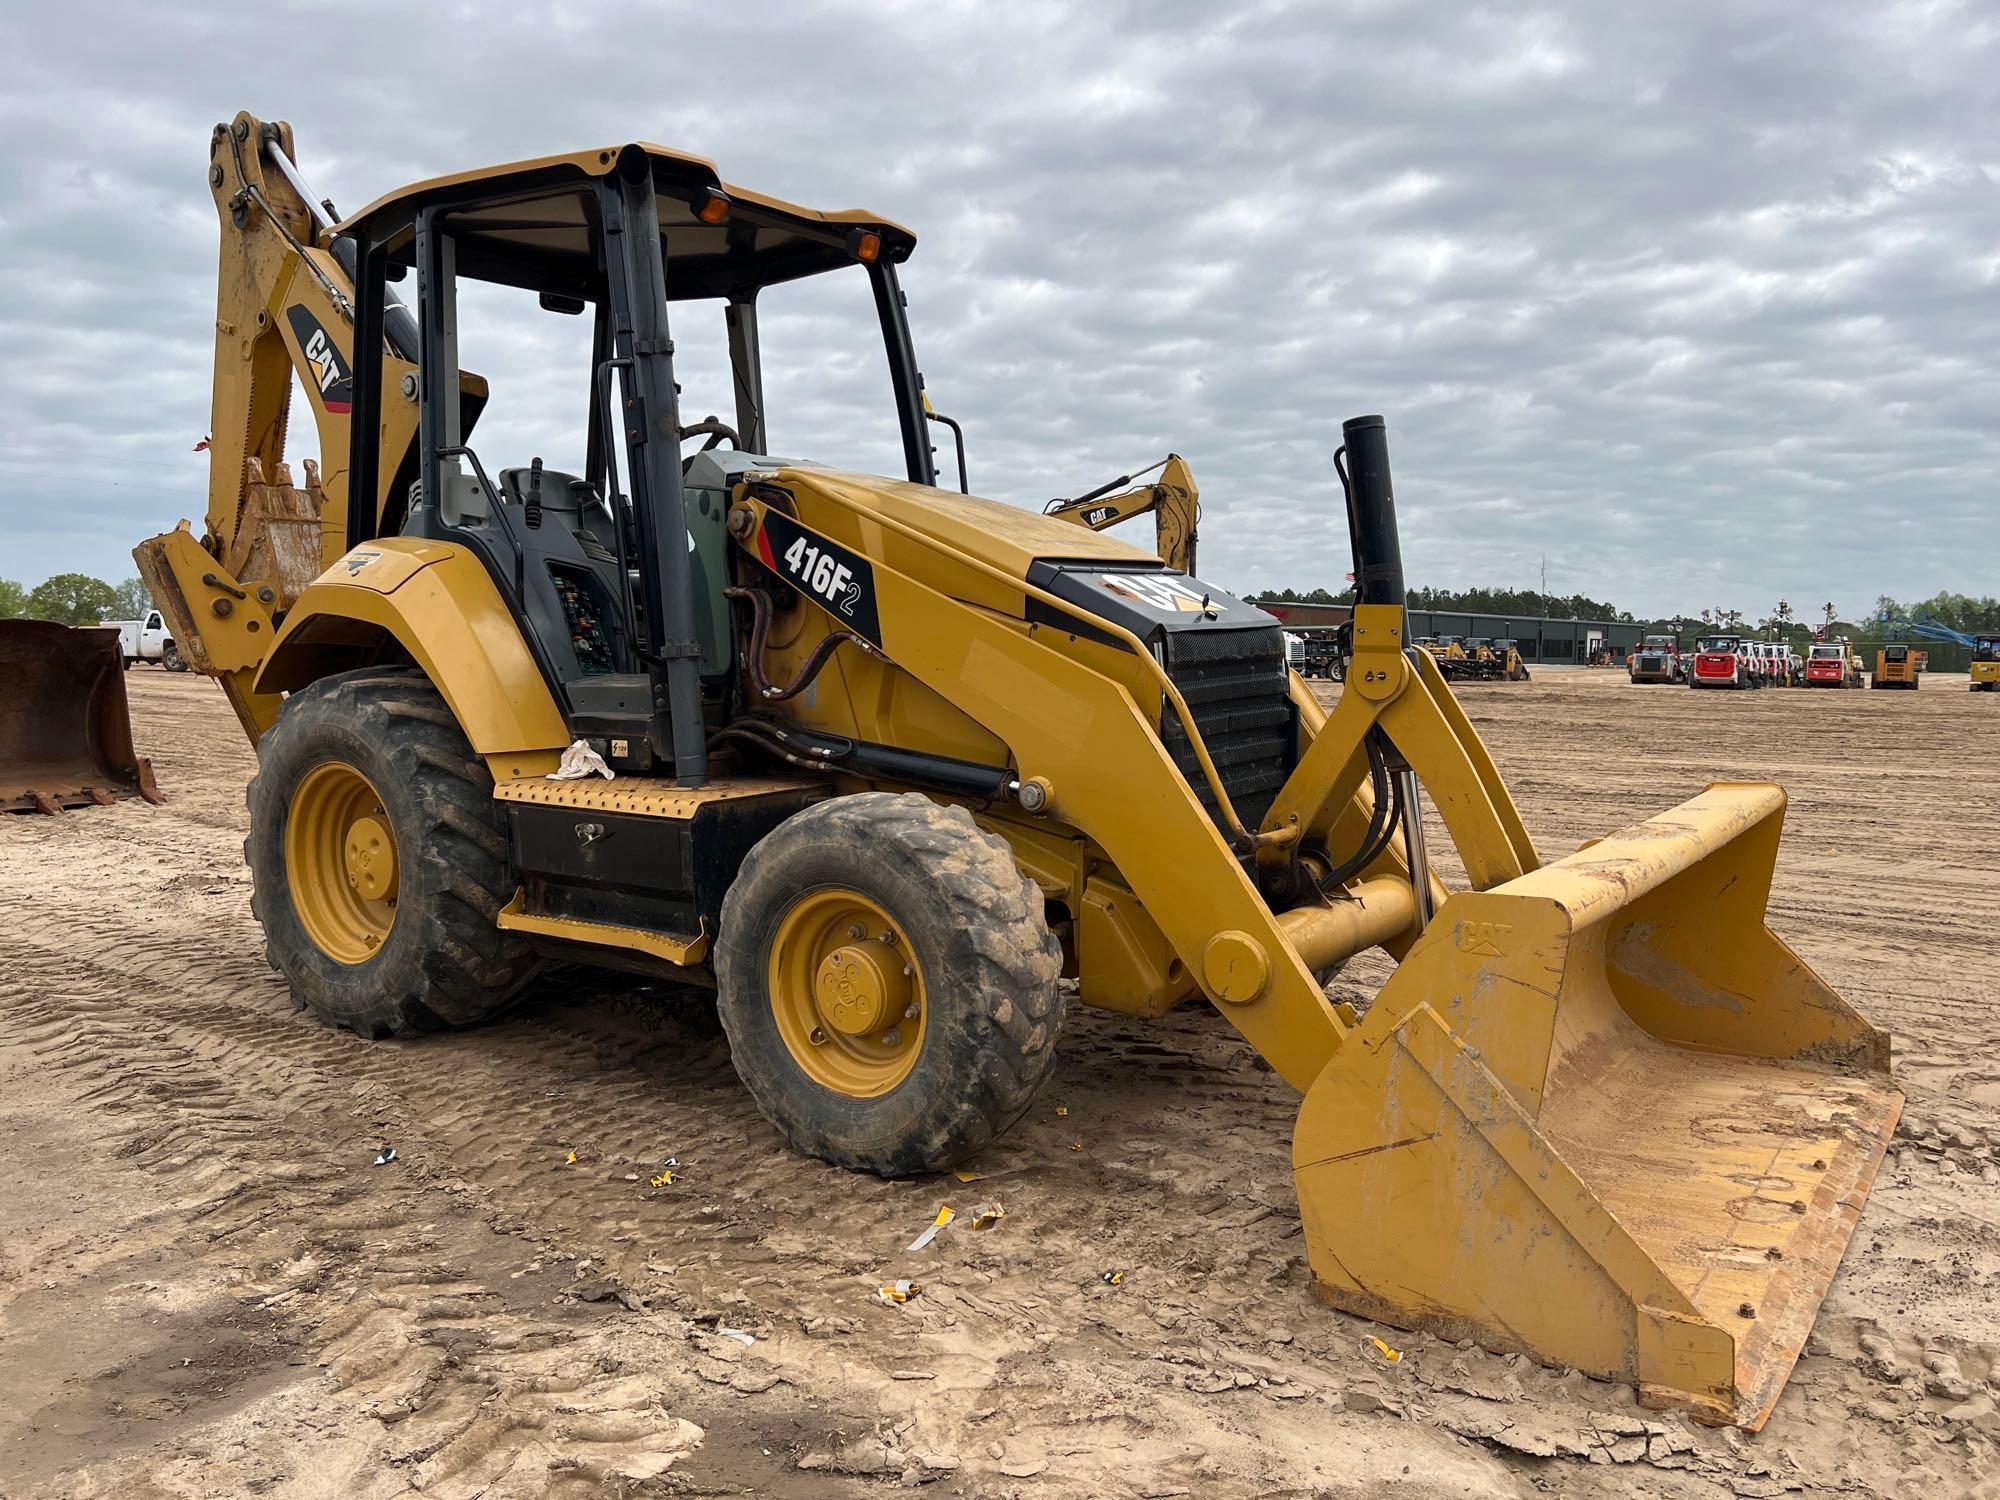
[694,188,731,225]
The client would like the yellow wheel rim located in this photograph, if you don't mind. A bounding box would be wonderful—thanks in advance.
[286,761,400,965]
[769,889,925,1097]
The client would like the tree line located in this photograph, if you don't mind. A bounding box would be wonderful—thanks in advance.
[1252,583,1634,622]
[0,574,153,626]
[1873,592,2000,635]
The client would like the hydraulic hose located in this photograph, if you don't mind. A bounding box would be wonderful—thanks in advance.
[725,584,882,703]
[1320,729,1404,890]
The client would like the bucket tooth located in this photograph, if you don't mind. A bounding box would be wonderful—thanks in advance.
[1293,783,1900,1428]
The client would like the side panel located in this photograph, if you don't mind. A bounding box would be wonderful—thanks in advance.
[256,540,569,760]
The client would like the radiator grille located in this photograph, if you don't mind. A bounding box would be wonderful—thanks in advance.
[1158,625,1295,832]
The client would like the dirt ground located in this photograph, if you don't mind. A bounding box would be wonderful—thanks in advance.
[3,666,1997,1499]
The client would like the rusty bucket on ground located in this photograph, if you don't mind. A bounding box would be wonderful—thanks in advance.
[1293,783,1900,1430]
[0,620,163,813]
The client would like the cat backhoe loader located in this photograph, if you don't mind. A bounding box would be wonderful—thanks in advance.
[138,113,1899,1430]
[1043,457,1200,573]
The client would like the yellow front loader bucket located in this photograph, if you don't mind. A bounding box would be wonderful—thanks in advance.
[0,620,163,813]
[1295,783,1899,1429]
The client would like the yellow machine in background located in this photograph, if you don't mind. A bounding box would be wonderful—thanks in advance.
[1043,456,1200,573]
[1872,646,1919,689]
[1460,636,1531,682]
[1971,635,2000,691]
[134,114,1898,1429]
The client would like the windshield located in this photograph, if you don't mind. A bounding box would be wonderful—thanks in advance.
[667,268,907,476]
[1698,637,1738,651]
[1810,645,1841,658]
[1978,638,2000,660]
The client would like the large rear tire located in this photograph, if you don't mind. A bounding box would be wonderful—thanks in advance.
[715,792,1064,1176]
[246,667,538,1037]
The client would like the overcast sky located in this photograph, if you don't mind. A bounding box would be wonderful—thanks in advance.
[1,0,1994,620]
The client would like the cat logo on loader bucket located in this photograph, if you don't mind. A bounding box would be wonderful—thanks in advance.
[0,620,164,813]
[141,118,1897,1430]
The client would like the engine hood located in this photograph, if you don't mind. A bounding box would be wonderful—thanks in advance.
[771,465,1165,578]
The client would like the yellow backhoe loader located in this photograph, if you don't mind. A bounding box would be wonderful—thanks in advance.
[1043,457,1200,573]
[138,113,1899,1430]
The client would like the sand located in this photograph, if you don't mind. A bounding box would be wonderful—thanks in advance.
[1,666,1994,1498]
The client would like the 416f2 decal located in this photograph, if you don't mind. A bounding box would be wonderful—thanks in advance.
[756,511,884,647]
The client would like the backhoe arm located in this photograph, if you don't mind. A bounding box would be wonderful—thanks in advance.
[1044,454,1200,574]
[135,111,465,741]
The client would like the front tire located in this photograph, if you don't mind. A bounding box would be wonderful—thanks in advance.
[246,667,537,1037]
[716,792,1064,1176]
[162,641,186,672]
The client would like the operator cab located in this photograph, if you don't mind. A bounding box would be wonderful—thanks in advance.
[336,144,928,785]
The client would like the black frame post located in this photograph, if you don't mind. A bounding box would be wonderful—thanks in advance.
[601,153,709,786]
[869,262,935,487]
[414,207,452,534]
[724,294,767,454]
[346,231,388,550]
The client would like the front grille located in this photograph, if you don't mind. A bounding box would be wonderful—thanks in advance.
[1159,625,1295,832]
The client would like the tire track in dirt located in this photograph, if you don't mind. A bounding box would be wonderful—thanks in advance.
[6,668,1998,1495]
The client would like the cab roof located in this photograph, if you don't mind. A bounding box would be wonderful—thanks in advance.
[337,142,916,301]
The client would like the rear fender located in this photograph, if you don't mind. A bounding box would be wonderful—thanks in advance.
[256,539,569,769]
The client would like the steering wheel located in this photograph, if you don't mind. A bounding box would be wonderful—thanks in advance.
[679,415,741,453]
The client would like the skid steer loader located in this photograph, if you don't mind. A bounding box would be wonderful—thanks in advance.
[140,113,1899,1429]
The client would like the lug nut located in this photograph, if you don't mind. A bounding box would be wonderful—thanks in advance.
[880,1028,901,1047]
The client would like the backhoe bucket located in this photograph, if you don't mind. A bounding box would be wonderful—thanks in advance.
[1295,783,1898,1429]
[0,621,162,813]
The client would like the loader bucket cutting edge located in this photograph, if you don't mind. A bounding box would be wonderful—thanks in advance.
[0,620,163,813]
[1293,782,1899,1429]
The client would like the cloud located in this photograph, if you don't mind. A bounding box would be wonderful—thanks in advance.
[0,0,1994,621]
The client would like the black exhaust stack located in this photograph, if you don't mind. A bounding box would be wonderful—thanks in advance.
[1340,414,1406,608]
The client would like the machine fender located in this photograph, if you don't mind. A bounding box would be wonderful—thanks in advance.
[256,539,569,757]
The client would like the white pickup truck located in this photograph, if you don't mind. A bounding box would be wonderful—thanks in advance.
[111,608,187,671]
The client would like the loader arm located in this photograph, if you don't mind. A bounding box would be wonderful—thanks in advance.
[1043,455,1200,574]
[134,111,484,742]
[749,414,1898,1430]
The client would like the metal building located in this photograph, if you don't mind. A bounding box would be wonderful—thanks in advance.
[1254,602,1644,665]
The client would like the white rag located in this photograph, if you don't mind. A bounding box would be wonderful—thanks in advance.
[546,739,615,781]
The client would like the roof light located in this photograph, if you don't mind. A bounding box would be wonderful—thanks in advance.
[693,187,731,225]
[846,228,882,263]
